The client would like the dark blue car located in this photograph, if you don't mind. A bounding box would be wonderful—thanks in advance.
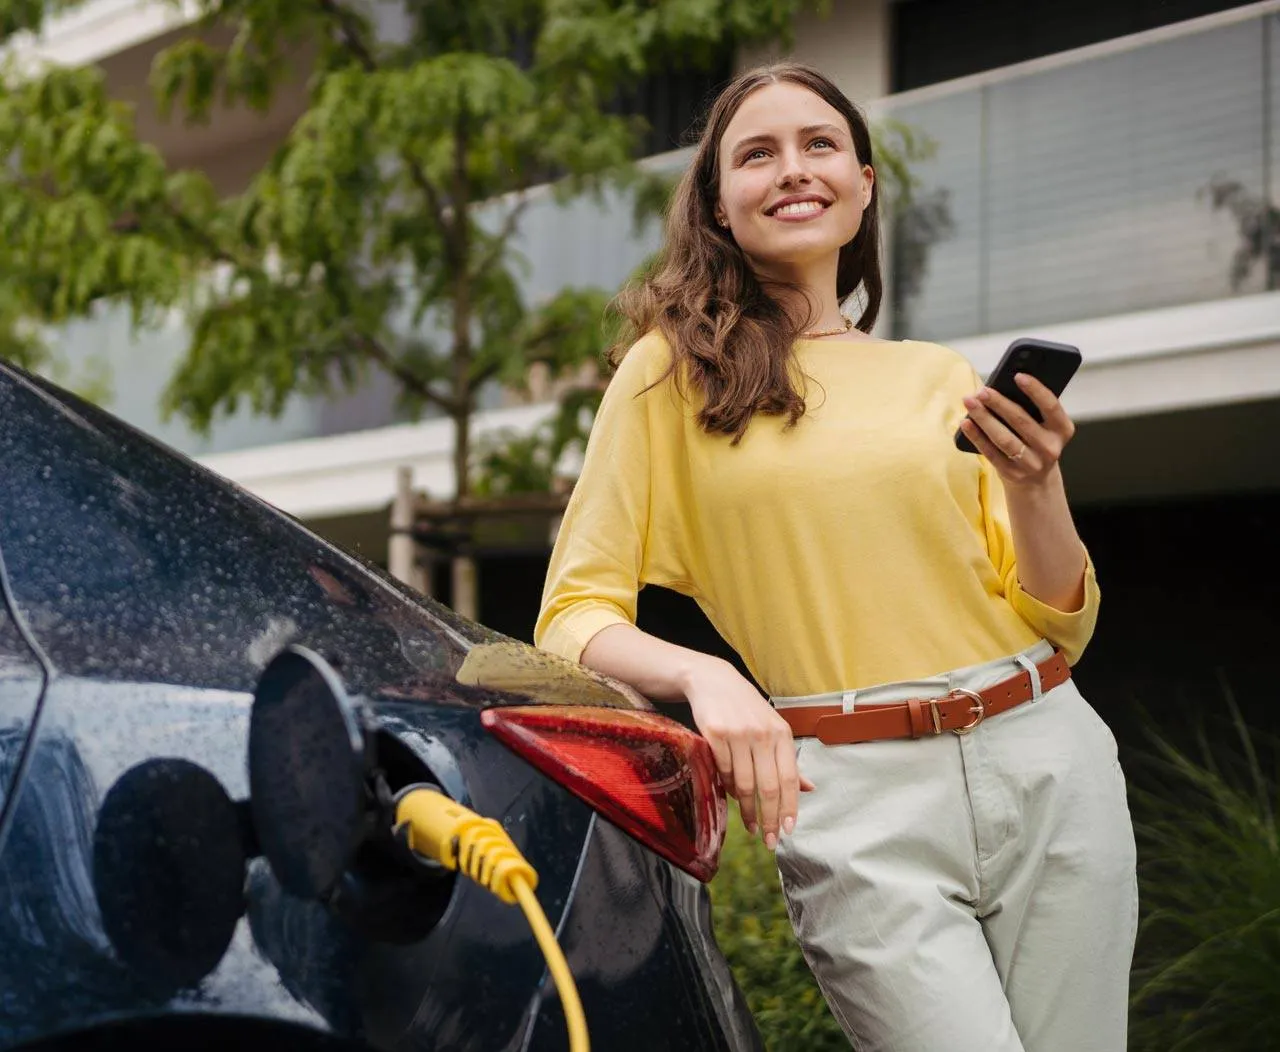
[0,357,762,1052]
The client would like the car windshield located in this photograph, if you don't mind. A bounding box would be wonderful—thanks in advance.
[0,363,503,697]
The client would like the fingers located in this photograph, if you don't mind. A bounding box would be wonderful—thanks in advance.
[722,723,803,850]
[962,376,1081,481]
[708,737,735,801]
[729,738,759,836]
[960,416,1040,475]
[974,388,1042,445]
[984,380,1074,455]
[965,377,1075,451]
[962,412,1039,473]
[752,738,784,850]
[962,391,1028,459]
[1012,373,1075,438]
[683,661,808,849]
[775,737,801,837]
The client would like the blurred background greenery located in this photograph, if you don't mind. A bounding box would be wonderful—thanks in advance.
[711,804,846,1050]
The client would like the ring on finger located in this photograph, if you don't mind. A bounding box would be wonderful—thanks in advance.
[1008,443,1027,462]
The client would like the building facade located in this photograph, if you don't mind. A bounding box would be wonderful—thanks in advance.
[12,0,1280,724]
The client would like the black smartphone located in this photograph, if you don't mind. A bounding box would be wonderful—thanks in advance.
[954,338,1082,453]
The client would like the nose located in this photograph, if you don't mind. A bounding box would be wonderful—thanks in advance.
[775,146,813,188]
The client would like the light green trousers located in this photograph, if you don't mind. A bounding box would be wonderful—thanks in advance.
[773,642,1138,1052]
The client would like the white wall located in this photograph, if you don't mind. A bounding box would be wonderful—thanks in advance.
[739,0,892,104]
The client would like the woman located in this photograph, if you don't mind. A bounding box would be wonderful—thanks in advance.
[535,63,1136,1052]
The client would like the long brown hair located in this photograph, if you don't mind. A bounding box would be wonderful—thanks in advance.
[611,63,883,443]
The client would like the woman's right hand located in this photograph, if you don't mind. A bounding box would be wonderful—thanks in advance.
[681,655,815,850]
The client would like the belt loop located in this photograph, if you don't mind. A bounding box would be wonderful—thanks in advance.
[841,690,858,714]
[1015,653,1042,700]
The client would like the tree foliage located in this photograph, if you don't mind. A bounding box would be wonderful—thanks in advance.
[0,0,819,498]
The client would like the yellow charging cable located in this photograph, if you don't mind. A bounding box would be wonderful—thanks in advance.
[394,787,589,1052]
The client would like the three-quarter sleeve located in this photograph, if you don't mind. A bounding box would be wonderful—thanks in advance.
[534,333,690,662]
[979,454,1101,664]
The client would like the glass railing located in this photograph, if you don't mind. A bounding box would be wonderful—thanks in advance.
[878,6,1279,341]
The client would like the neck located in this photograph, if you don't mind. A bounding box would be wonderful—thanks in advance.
[749,252,846,333]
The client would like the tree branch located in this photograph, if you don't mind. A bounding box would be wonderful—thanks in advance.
[312,0,454,255]
[467,361,502,389]
[160,201,245,269]
[521,318,602,366]
[471,195,530,282]
[314,0,377,72]
[17,173,248,274]
[158,192,460,417]
[352,330,459,415]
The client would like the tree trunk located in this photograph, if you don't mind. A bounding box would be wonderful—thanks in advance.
[450,404,478,622]
[449,118,478,623]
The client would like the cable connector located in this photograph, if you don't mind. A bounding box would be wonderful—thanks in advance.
[394,786,536,905]
[393,786,589,1052]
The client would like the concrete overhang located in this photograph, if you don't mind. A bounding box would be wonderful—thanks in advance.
[951,291,1280,424]
[3,0,197,69]
[197,401,561,522]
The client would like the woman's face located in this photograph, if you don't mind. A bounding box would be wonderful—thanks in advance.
[715,81,873,280]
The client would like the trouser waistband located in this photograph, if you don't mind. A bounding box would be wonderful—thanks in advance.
[771,642,1067,745]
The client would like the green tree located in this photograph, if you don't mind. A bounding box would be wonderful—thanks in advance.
[0,0,820,608]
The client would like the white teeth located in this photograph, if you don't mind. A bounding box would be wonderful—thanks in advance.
[774,201,824,216]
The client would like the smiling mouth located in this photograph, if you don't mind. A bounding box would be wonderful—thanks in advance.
[768,200,829,218]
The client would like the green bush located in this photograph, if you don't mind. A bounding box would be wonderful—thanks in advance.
[710,807,847,1050]
[1129,700,1280,1051]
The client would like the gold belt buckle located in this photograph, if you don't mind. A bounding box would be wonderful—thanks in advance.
[949,688,986,735]
[926,689,987,735]
[924,689,988,736]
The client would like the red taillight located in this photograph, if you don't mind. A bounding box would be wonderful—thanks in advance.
[480,705,727,882]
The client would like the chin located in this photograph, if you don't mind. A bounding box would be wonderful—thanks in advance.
[745,237,847,274]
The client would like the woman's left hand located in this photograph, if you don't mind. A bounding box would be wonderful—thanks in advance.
[960,374,1076,487]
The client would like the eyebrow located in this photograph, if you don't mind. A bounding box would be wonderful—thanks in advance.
[730,123,845,154]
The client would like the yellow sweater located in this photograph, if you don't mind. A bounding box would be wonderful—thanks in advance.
[535,330,1099,698]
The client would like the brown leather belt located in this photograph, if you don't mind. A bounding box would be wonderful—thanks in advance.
[776,651,1071,745]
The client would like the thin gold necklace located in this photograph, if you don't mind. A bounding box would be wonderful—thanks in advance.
[800,315,853,339]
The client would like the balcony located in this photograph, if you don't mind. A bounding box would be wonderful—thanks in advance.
[33,2,1280,486]
[877,4,1279,341]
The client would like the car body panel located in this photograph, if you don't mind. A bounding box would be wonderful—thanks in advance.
[0,358,760,1051]
[523,818,763,1052]
[0,587,45,822]
[0,680,592,1050]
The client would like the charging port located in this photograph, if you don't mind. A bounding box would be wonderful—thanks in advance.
[323,732,456,944]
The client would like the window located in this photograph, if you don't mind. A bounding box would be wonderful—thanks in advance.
[618,54,735,155]
[891,0,1256,92]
